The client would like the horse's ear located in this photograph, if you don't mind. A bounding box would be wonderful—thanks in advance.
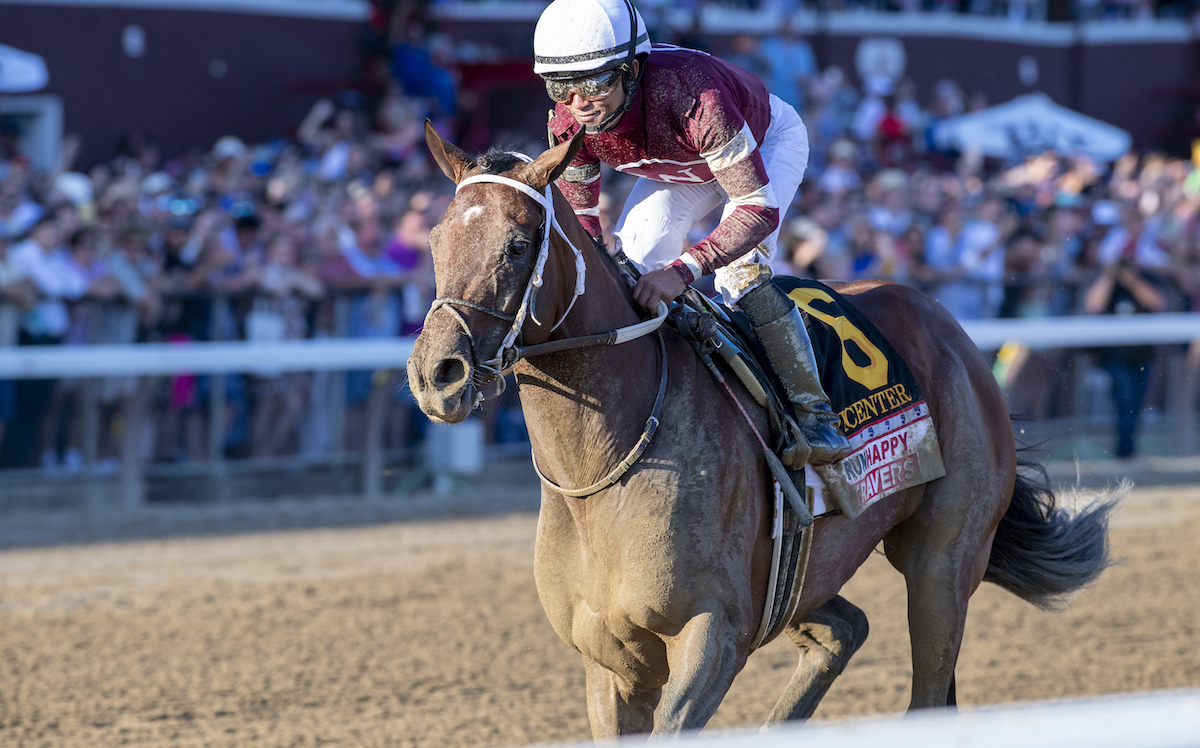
[425,119,475,184]
[522,129,586,190]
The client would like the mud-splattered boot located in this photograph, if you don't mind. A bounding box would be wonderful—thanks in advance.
[739,282,851,467]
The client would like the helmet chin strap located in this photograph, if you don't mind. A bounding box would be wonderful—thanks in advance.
[587,0,644,134]
[586,65,640,134]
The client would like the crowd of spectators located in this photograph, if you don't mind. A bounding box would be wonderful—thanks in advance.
[2,12,1198,471]
[699,30,1199,457]
[0,88,455,471]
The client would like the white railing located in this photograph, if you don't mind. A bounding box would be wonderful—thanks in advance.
[961,312,1200,350]
[0,338,414,379]
[0,312,1195,378]
[0,312,1195,505]
[533,688,1200,748]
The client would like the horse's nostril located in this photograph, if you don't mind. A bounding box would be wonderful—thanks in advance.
[432,358,467,388]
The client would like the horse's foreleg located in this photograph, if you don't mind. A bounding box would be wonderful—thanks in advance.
[583,659,660,738]
[651,610,743,736]
[765,595,870,725]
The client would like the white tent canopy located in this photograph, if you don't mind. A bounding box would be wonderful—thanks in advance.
[933,93,1131,162]
[0,44,49,93]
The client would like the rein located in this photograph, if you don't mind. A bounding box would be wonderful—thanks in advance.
[531,331,668,498]
[426,166,670,498]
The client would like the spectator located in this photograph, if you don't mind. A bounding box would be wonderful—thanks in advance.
[90,225,162,469]
[323,216,409,450]
[958,196,1017,319]
[775,218,830,279]
[756,17,816,114]
[154,212,225,462]
[846,216,887,280]
[1083,218,1168,458]
[920,201,977,318]
[818,140,863,197]
[388,19,458,117]
[385,208,434,334]
[46,227,119,471]
[723,34,769,80]
[1096,203,1171,271]
[852,74,893,143]
[249,233,324,458]
[1042,201,1089,314]
[998,227,1052,318]
[874,93,915,168]
[893,78,926,136]
[867,170,914,237]
[0,227,36,456]
[0,213,86,468]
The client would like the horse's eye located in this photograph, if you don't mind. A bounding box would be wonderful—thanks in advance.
[509,238,530,257]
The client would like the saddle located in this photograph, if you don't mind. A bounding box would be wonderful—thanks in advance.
[669,277,947,517]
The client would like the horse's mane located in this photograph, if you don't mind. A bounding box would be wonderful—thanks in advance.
[473,144,635,304]
[475,146,529,175]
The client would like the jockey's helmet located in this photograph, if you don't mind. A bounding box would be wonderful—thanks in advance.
[534,0,650,131]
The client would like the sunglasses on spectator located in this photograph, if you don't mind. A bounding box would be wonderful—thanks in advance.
[545,69,623,103]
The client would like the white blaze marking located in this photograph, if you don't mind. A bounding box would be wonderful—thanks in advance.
[462,206,485,224]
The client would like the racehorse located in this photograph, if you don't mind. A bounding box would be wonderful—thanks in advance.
[407,122,1113,738]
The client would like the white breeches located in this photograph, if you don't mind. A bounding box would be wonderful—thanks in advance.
[613,93,810,305]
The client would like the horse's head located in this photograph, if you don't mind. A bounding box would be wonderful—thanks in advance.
[407,122,585,423]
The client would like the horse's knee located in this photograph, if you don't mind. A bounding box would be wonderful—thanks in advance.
[786,596,869,658]
[826,596,869,653]
[767,596,869,725]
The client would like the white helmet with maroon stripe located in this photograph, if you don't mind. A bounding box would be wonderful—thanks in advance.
[534,0,650,79]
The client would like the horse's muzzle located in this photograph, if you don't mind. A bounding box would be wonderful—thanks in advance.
[407,343,475,424]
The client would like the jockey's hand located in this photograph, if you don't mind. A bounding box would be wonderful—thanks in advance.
[633,267,687,312]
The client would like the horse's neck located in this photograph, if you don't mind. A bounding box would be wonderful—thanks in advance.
[514,217,661,492]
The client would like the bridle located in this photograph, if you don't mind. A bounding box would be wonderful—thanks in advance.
[425,163,667,407]
[423,161,670,497]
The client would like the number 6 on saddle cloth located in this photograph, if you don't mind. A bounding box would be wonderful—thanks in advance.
[652,266,947,523]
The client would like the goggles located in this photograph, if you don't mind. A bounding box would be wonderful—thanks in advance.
[544,69,623,103]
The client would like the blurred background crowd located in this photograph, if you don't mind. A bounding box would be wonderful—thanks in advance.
[1,0,1198,475]
[427,0,1196,21]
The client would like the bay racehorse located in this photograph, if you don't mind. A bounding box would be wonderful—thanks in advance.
[406,123,1113,738]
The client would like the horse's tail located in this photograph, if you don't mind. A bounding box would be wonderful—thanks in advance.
[983,460,1118,610]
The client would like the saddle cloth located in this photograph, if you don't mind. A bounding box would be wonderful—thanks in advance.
[686,277,947,648]
[725,277,947,518]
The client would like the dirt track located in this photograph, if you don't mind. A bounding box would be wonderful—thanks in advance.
[0,482,1197,747]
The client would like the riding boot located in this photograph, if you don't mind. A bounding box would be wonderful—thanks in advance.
[739,282,851,467]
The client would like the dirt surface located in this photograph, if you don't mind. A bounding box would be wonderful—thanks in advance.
[0,478,1197,747]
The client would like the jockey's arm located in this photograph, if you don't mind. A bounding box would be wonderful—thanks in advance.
[635,152,780,312]
[669,151,779,290]
[555,159,603,238]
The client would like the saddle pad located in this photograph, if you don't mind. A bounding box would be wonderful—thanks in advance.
[775,278,946,517]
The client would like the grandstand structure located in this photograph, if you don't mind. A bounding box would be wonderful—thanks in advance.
[0,0,1196,166]
[0,0,371,167]
[433,2,1195,152]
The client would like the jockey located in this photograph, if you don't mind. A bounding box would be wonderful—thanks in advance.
[534,0,850,466]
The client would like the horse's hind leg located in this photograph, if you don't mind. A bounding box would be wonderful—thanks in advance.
[884,484,998,710]
[765,595,869,725]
